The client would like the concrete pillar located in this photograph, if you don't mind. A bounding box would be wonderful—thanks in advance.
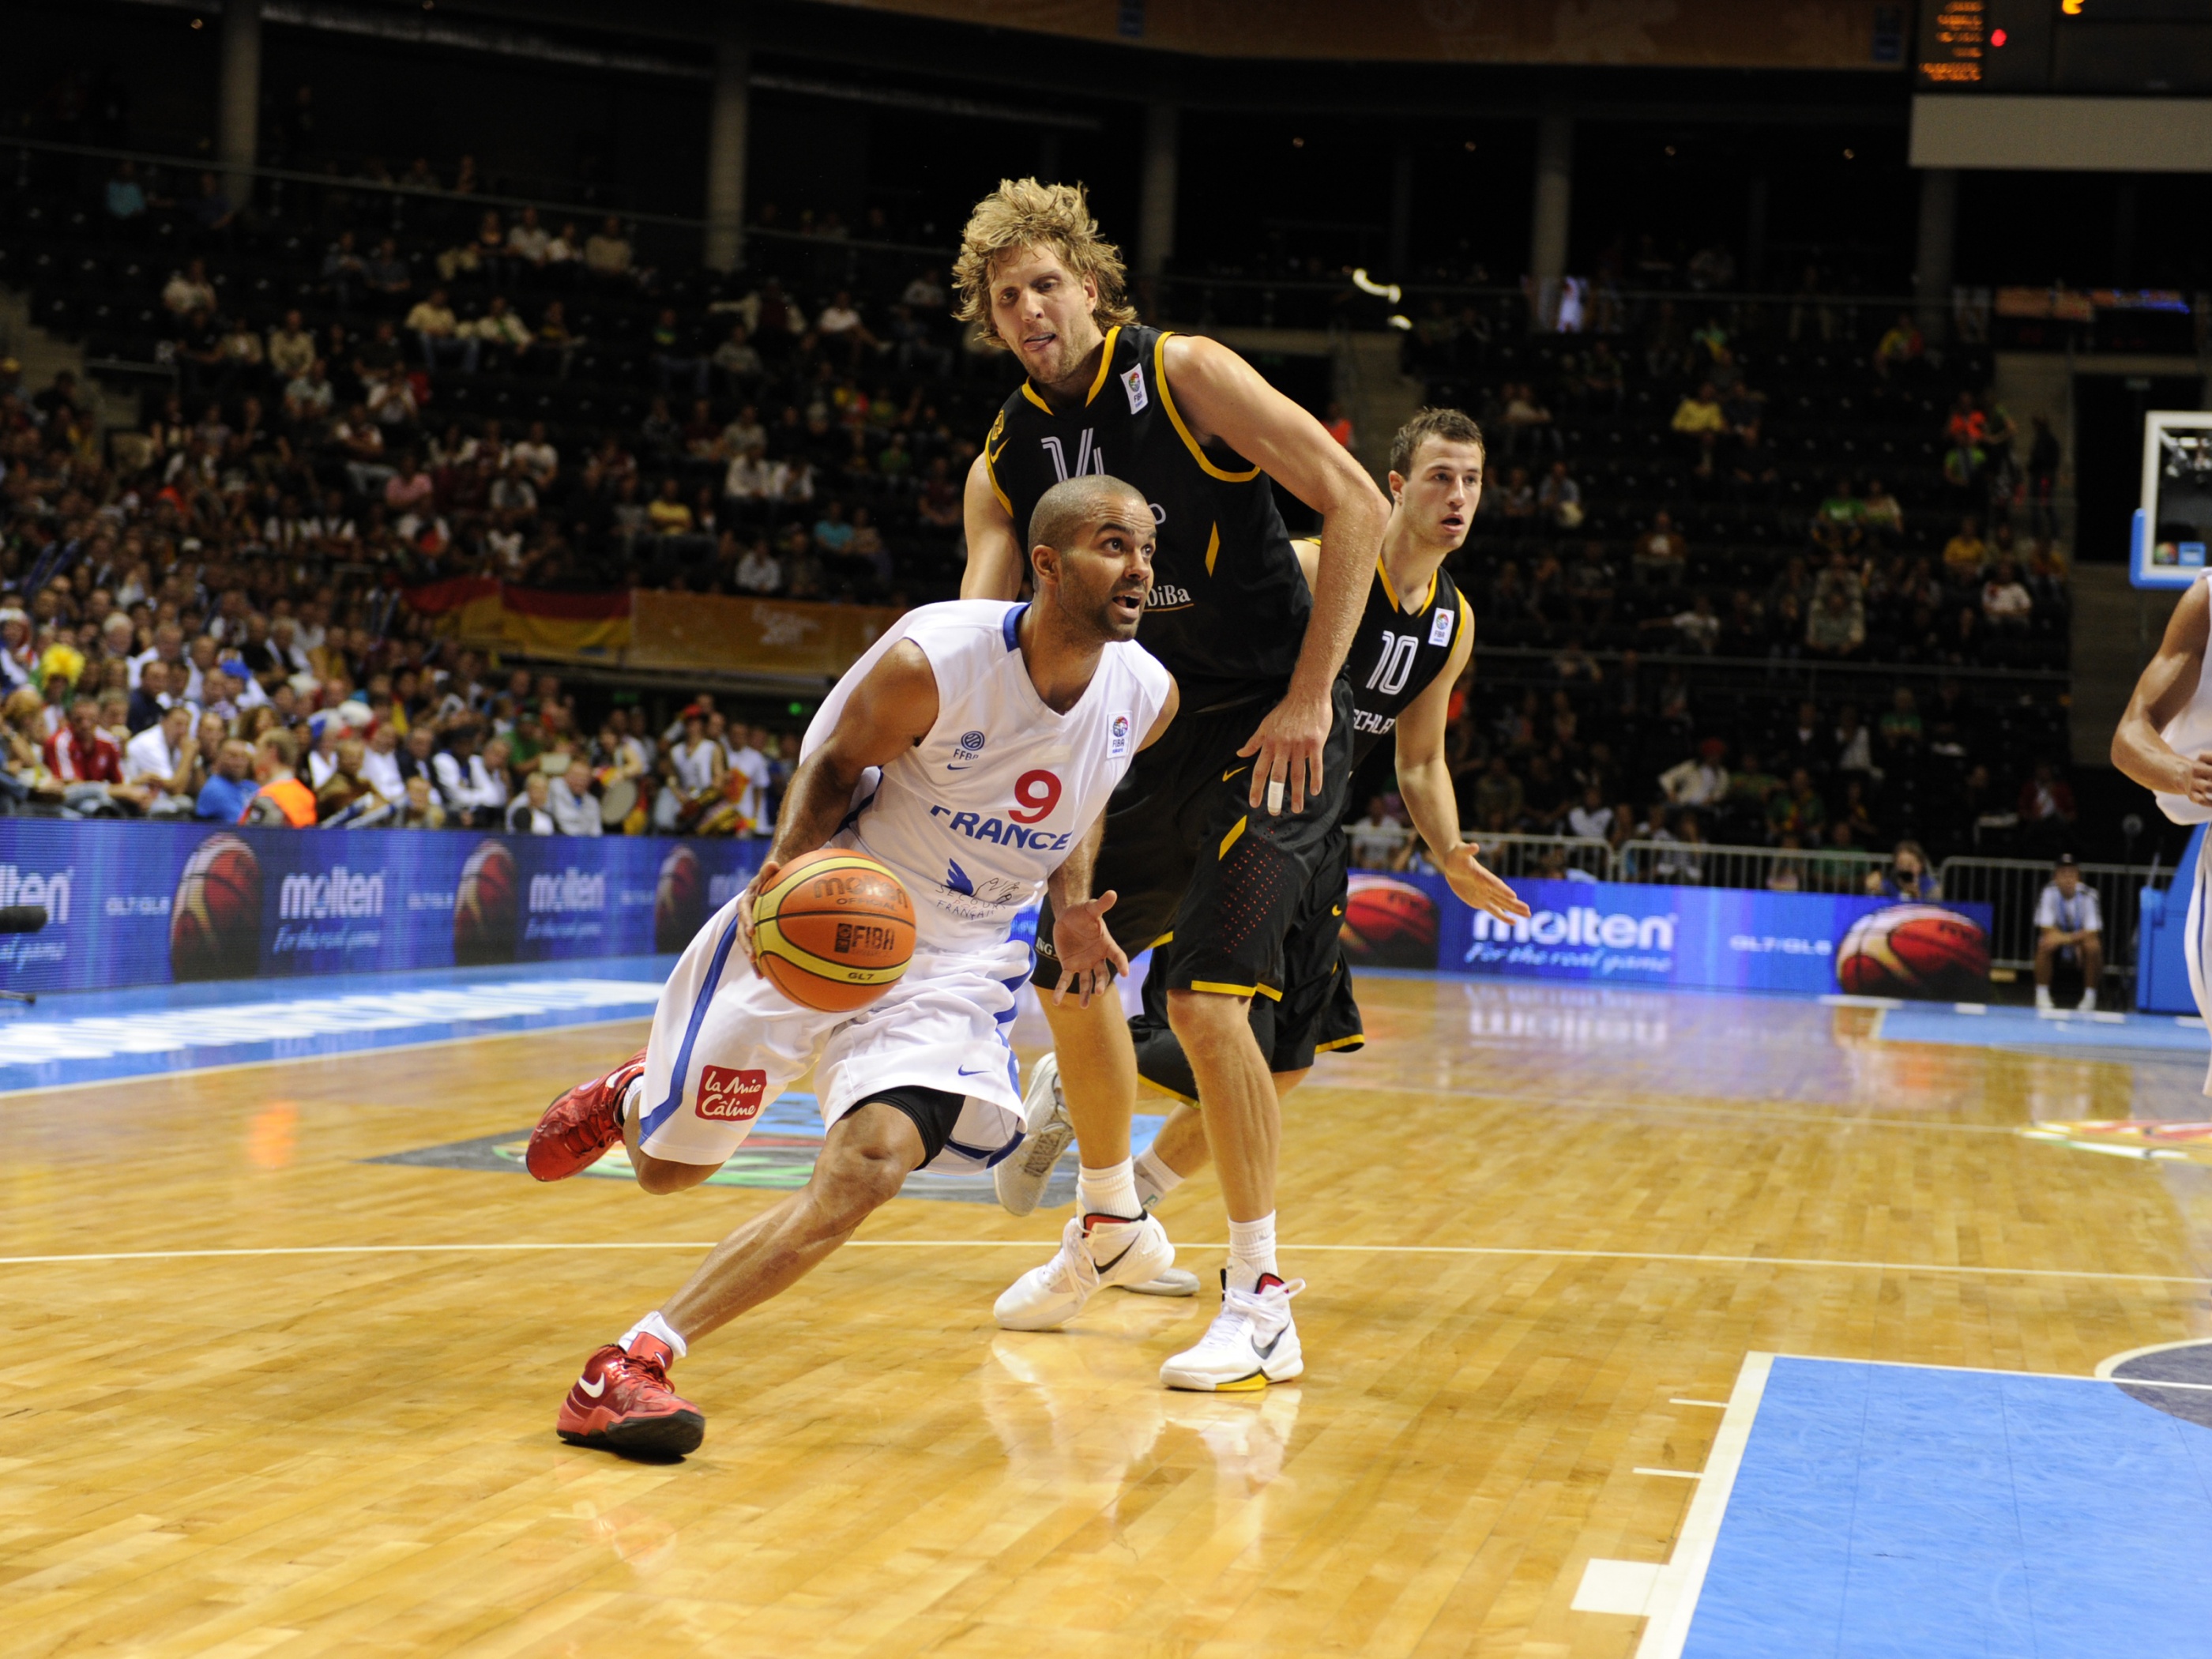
[703,24,751,273]
[1386,137,1414,276]
[216,0,261,210]
[1137,100,1179,284]
[1914,166,1958,339]
[1529,113,1573,328]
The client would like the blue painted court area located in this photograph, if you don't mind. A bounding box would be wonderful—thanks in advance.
[1681,1356,2212,1658]
[1869,999,2210,1064]
[0,955,676,1095]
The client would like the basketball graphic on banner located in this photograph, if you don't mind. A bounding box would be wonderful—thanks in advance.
[1837,904,1991,1000]
[655,845,706,954]
[1341,875,1440,969]
[453,840,520,965]
[169,832,264,981]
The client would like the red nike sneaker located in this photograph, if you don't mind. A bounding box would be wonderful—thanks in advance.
[526,1049,647,1181]
[555,1334,705,1457]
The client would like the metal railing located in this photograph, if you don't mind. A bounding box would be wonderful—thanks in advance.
[1935,858,2167,990]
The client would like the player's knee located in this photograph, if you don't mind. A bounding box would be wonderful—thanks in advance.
[811,1136,911,1226]
[1166,988,1253,1051]
[633,1153,715,1195]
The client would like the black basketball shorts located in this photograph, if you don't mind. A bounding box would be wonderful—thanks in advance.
[1128,833,1364,1099]
[1033,678,1356,1001]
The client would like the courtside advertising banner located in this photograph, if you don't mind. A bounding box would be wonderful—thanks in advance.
[1341,871,1993,999]
[0,820,766,995]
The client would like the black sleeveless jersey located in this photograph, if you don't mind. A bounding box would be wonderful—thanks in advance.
[984,322,1309,708]
[1344,556,1471,768]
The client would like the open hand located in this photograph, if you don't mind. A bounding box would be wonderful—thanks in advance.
[1442,843,1530,926]
[1237,689,1331,816]
[1051,890,1129,1008]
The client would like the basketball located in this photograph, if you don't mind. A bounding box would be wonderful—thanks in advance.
[1837,905,1991,1002]
[654,845,705,953]
[752,849,916,1013]
[168,832,264,981]
[1340,875,1440,969]
[453,840,520,966]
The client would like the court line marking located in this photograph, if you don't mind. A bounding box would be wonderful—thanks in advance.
[2,1240,2206,1287]
[0,1013,658,1102]
[1633,1468,1702,1480]
[1669,1398,1731,1409]
[1633,1350,1773,1659]
[1325,1082,2035,1137]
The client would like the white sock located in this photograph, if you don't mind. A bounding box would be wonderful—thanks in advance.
[1133,1147,1184,1210]
[617,1074,645,1126]
[620,1310,687,1360]
[2035,984,2053,1009]
[2080,987,2097,1011]
[1078,1159,1141,1222]
[1227,1213,1278,1292]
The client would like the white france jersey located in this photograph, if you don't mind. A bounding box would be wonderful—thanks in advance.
[2157,571,2212,824]
[801,600,1172,953]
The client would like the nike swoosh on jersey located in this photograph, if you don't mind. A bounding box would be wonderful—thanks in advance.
[957,1064,993,1078]
[1222,765,1248,782]
[577,1373,606,1398]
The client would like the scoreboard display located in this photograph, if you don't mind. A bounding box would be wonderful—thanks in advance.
[1920,0,2212,92]
[2133,412,2212,592]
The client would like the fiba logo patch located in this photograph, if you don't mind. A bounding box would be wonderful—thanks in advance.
[1109,714,1130,758]
[170,832,263,981]
[453,840,519,965]
[655,845,705,953]
[695,1065,767,1122]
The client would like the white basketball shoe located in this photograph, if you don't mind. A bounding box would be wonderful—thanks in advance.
[994,1213,1176,1331]
[995,1053,1078,1217]
[1158,1273,1305,1391]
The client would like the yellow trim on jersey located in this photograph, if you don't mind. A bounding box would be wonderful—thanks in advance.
[1140,1077,1199,1106]
[1219,814,1248,859]
[1021,382,1052,414]
[1253,981,1284,1003]
[1085,325,1122,405]
[1188,980,1260,998]
[1149,931,1176,950]
[1314,1034,1366,1052]
[1153,332,1262,483]
[1205,521,1221,577]
[983,411,1013,516]
[1375,556,1439,615]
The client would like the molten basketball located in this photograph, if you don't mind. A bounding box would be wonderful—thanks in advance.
[1340,875,1440,969]
[753,849,916,1012]
[1837,904,1990,1001]
[169,832,264,981]
[655,845,705,953]
[453,840,520,966]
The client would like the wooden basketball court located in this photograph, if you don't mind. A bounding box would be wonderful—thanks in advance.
[3,974,2207,1655]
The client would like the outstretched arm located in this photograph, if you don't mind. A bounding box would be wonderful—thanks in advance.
[738,642,939,963]
[1164,334,1389,816]
[961,453,1025,600]
[1394,619,1529,927]
[2114,578,2212,803]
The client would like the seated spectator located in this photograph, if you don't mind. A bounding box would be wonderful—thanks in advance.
[1670,382,1725,439]
[814,291,882,367]
[1349,796,1408,869]
[1880,687,1924,754]
[1766,833,1808,892]
[472,295,532,366]
[1811,480,1862,555]
[713,322,763,391]
[1834,704,1877,775]
[408,288,478,373]
[1632,510,1688,582]
[1661,593,1721,655]
[2033,855,2102,1010]
[1496,465,1537,529]
[396,773,447,830]
[192,737,257,822]
[1860,479,1903,547]
[44,697,145,816]
[359,723,406,805]
[322,231,367,309]
[122,702,201,818]
[1872,311,1923,378]
[243,728,316,827]
[584,216,635,284]
[2018,760,2076,840]
[268,309,316,382]
[506,769,557,834]
[1766,768,1828,843]
[1651,810,1708,884]
[1941,516,1987,579]
[1566,784,1613,842]
[106,160,150,222]
[1537,461,1582,531]
[362,236,413,303]
[506,206,551,269]
[313,736,374,822]
[734,538,783,595]
[1659,740,1729,808]
[162,258,216,318]
[549,758,604,837]
[1473,757,1525,829]
[1805,586,1864,659]
[1982,559,2033,630]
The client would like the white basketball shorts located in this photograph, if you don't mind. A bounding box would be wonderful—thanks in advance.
[2185,848,2212,1096]
[632,893,1030,1170]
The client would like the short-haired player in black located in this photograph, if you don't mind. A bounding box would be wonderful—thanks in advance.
[957,179,1391,1390]
[1123,410,1530,1209]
